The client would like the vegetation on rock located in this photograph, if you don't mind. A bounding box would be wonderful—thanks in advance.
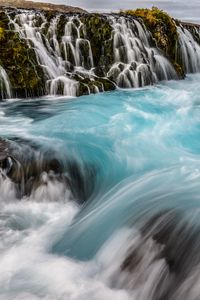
[80,15,114,74]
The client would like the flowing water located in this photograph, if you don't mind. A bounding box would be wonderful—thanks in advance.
[0,66,12,99]
[108,16,177,88]
[176,26,200,73]
[0,74,200,299]
[1,10,200,99]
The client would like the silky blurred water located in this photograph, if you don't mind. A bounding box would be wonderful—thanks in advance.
[0,74,200,299]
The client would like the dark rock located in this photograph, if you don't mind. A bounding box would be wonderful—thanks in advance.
[0,138,97,203]
[80,14,114,70]
[94,66,106,77]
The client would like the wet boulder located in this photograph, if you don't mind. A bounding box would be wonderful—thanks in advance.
[0,138,97,203]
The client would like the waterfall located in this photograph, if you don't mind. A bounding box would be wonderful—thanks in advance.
[7,11,96,97]
[7,12,81,97]
[176,26,200,73]
[107,16,177,88]
[0,66,12,99]
[61,16,94,69]
[0,10,200,99]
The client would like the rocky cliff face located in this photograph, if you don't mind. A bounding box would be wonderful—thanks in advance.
[0,5,200,99]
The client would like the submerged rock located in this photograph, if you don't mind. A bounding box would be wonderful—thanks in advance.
[0,139,19,177]
[0,138,97,203]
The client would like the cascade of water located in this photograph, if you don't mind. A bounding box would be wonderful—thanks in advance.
[1,10,200,99]
[7,11,95,97]
[0,66,12,99]
[62,16,94,69]
[176,26,200,73]
[107,16,177,88]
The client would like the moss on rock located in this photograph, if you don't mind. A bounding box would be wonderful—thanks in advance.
[74,75,116,96]
[80,14,113,74]
[0,26,5,40]
[56,14,67,42]
[123,7,177,53]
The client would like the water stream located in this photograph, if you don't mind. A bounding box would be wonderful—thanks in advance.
[0,74,200,299]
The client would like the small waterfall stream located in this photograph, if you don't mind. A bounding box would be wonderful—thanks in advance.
[8,13,84,96]
[176,25,200,73]
[0,66,12,99]
[107,16,177,88]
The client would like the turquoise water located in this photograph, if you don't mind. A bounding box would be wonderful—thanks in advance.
[1,74,200,299]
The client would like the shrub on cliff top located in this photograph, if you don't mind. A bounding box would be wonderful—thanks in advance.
[123,7,177,53]
[122,7,184,78]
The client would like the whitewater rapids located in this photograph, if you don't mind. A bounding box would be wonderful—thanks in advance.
[0,74,200,299]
